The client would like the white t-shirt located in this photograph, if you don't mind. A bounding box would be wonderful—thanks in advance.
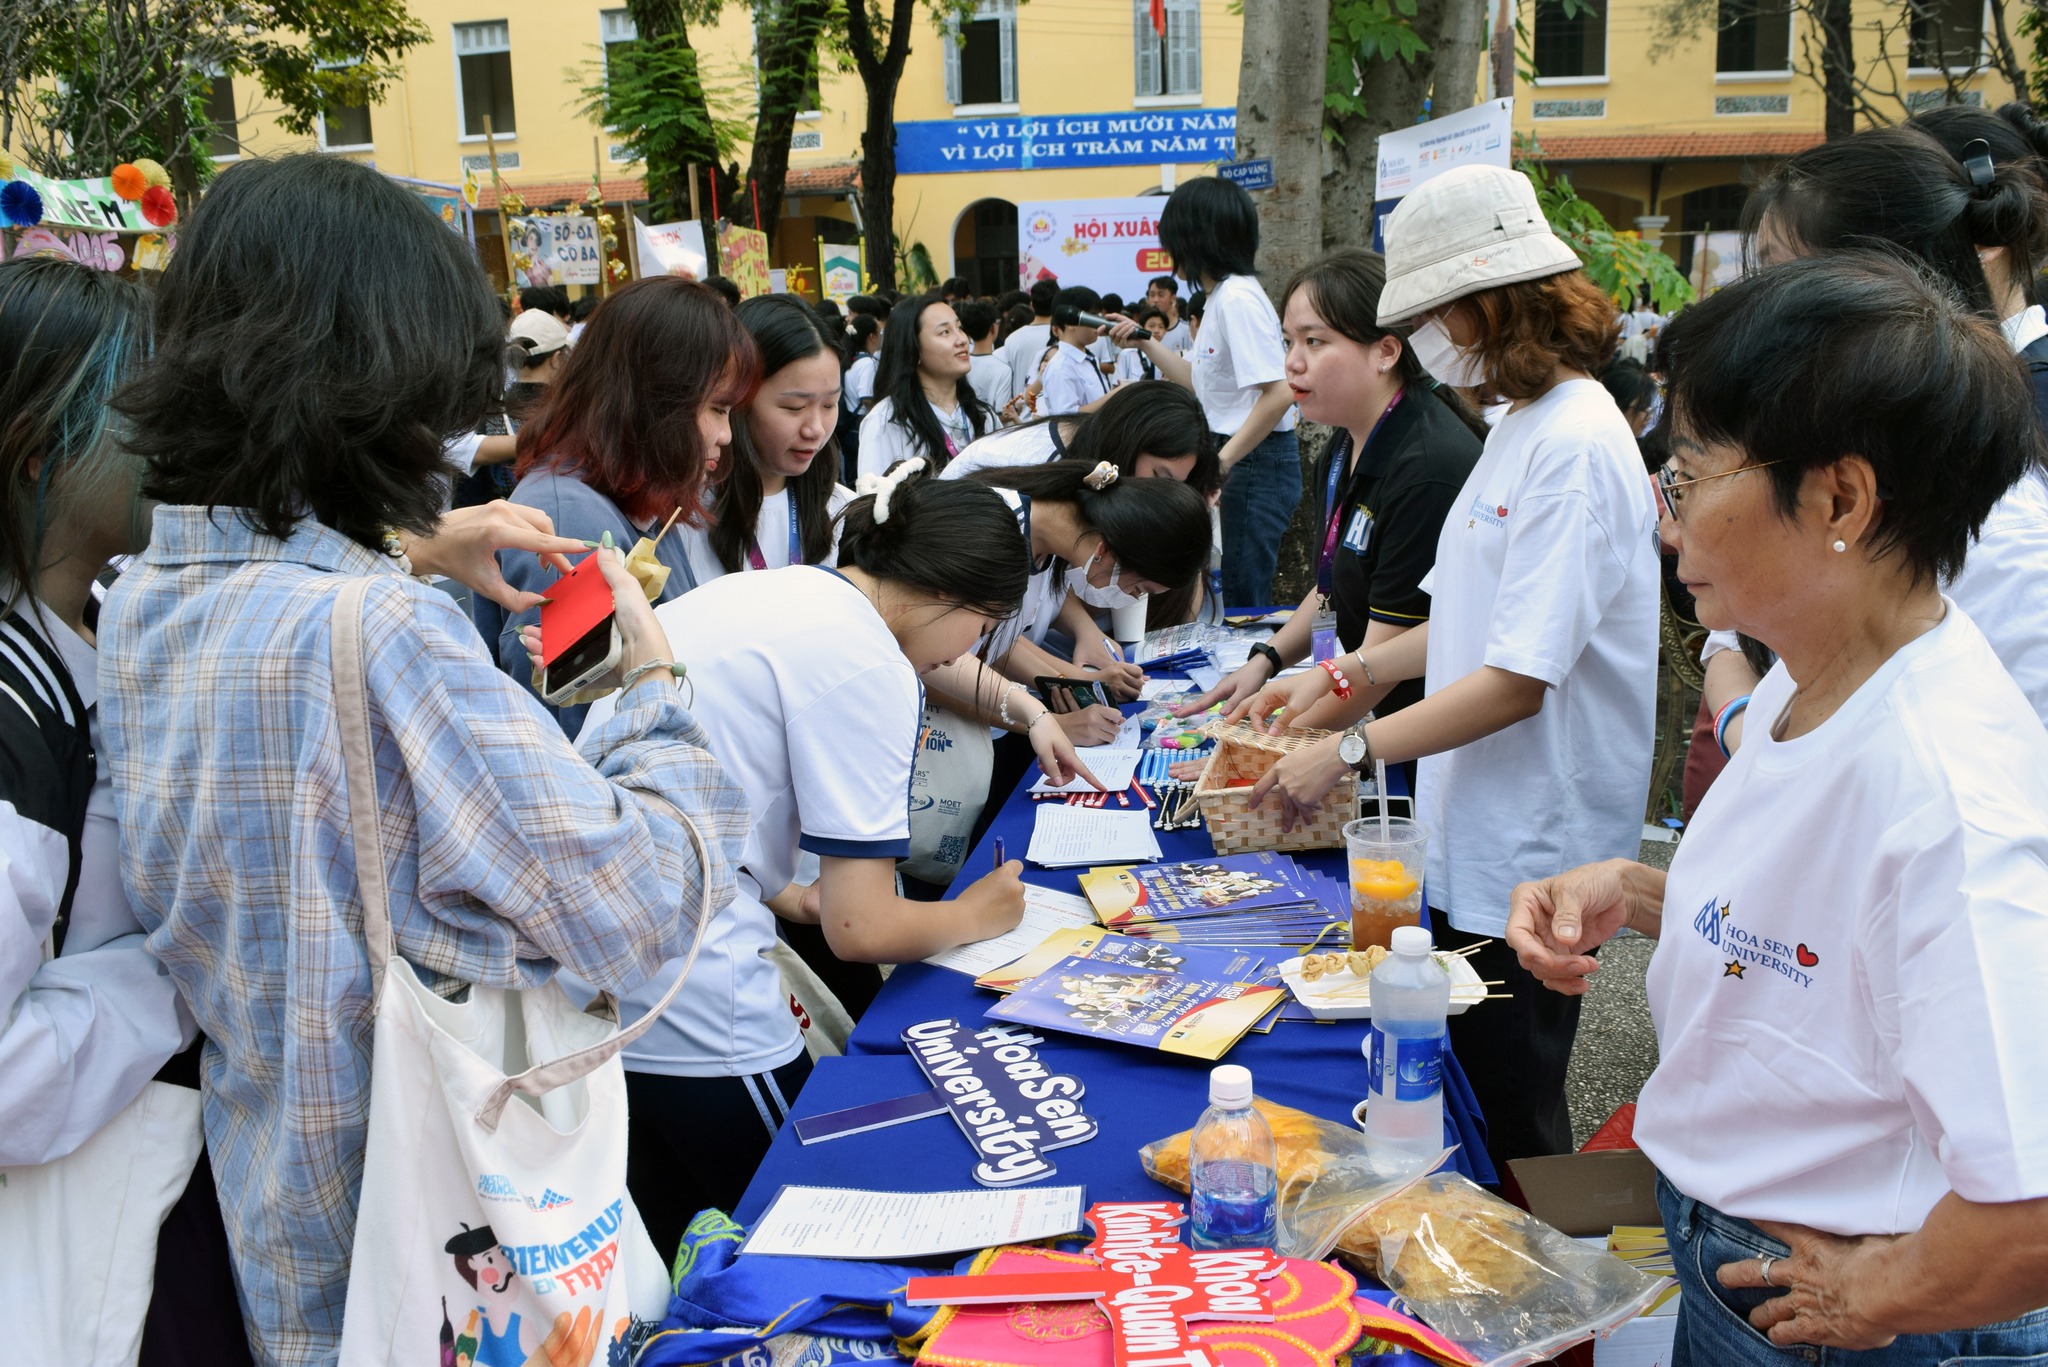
[942,421,1065,483]
[1637,604,2048,1233]
[1039,340,1110,416]
[1188,275,1296,437]
[856,396,980,482]
[677,483,854,587]
[844,353,879,414]
[1158,317,1192,353]
[1415,379,1660,935]
[575,567,921,1076]
[1114,347,1162,387]
[1002,322,1054,393]
[968,352,1015,418]
[2001,304,2048,353]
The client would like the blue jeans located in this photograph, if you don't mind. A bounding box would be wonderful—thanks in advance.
[1659,1174,2048,1365]
[1218,426,1301,608]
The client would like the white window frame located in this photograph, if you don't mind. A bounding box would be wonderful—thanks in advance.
[453,20,517,143]
[944,0,1018,113]
[1529,0,1609,85]
[1713,0,1795,79]
[200,63,242,161]
[313,60,375,152]
[1132,0,1202,106]
[1906,0,1990,73]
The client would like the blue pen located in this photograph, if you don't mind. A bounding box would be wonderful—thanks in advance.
[1102,636,1123,663]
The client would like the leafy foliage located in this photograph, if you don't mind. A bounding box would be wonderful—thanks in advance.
[1326,0,1433,122]
[1519,139,1696,311]
[577,32,751,182]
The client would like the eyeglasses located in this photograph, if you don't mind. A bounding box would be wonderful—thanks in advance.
[1654,460,1781,521]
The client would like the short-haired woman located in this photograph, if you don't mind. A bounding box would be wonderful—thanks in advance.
[1230,166,1661,1171]
[1114,176,1300,607]
[855,295,994,480]
[100,153,750,1365]
[1509,250,2048,1366]
[474,275,762,734]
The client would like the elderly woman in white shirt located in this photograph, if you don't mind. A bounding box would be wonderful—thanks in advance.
[1509,252,2048,1363]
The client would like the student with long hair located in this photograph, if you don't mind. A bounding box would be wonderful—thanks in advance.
[568,471,1032,1253]
[1180,249,1485,741]
[681,295,853,585]
[1229,166,1660,1174]
[856,294,994,479]
[475,275,762,734]
[1113,177,1301,606]
[99,153,747,1365]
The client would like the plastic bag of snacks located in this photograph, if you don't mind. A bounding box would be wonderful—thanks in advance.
[1349,1172,1672,1367]
[1139,1097,1443,1260]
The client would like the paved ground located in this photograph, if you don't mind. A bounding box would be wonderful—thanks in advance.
[1561,837,1670,1147]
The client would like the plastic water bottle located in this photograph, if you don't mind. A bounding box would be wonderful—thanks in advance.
[1189,1064,1279,1250]
[1200,566,1225,626]
[1363,925,1449,1169]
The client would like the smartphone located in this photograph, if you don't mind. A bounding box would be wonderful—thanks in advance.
[537,553,622,705]
[1034,675,1109,711]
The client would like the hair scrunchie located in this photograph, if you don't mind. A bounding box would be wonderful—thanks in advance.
[1082,460,1119,491]
[854,456,927,524]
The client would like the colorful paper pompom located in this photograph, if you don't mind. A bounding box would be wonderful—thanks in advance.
[133,158,171,189]
[112,162,147,200]
[1,180,44,228]
[140,184,177,227]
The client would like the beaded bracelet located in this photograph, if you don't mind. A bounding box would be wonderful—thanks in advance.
[622,659,689,692]
[1713,693,1752,758]
[1317,657,1354,700]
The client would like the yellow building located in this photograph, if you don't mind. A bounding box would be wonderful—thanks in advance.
[1513,0,2006,280]
[212,0,1246,294]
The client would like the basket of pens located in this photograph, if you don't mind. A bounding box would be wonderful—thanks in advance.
[1193,720,1357,854]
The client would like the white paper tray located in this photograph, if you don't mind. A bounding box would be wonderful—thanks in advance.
[1277,952,1488,1020]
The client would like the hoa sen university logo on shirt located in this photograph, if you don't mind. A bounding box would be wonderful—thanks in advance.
[1466,495,1510,529]
[1690,896,1820,987]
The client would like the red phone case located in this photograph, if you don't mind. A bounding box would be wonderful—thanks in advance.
[536,553,616,667]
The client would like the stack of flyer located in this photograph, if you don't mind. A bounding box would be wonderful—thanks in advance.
[1078,853,1353,949]
[982,950,1286,1061]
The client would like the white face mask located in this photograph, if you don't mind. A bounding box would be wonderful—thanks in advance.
[1068,546,1140,608]
[1410,315,1488,390]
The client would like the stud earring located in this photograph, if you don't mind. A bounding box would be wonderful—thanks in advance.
[1832,539,1848,553]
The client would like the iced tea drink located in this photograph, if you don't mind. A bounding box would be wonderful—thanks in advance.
[1344,816,1427,950]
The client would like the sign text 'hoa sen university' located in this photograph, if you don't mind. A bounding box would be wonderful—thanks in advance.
[895,108,1238,175]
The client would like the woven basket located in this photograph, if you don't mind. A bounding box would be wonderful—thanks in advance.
[1193,720,1358,854]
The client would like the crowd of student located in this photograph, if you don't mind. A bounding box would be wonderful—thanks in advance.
[6,100,2048,1367]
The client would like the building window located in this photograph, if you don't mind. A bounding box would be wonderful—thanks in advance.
[1716,0,1792,73]
[1908,0,1982,69]
[201,70,239,158]
[1134,0,1201,98]
[455,20,517,137]
[316,63,374,150]
[1533,0,1606,79]
[943,0,1017,108]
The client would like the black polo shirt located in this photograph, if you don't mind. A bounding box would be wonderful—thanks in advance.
[1312,387,1484,715]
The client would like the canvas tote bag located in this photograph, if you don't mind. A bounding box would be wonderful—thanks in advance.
[901,702,994,886]
[331,580,716,1367]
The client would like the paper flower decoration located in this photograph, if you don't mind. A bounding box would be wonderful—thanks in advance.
[1,180,44,228]
[140,184,177,226]
[112,162,147,200]
[133,158,171,189]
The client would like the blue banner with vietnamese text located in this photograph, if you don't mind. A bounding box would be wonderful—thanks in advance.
[895,107,1238,175]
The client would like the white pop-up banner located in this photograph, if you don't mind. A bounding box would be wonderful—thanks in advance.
[1015,197,1173,302]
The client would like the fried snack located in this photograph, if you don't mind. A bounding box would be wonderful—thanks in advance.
[1339,1172,1542,1293]
[1296,947,1387,984]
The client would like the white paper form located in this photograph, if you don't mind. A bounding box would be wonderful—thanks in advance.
[740,1185,1086,1259]
[1025,805,1162,868]
[1029,747,1141,794]
[924,886,1098,977]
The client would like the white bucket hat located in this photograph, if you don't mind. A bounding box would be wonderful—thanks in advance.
[1377,164,1582,326]
[508,307,571,358]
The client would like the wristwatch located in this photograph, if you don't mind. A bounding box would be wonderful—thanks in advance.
[1247,641,1286,677]
[1338,722,1373,772]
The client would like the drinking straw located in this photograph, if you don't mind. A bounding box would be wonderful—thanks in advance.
[1375,757,1391,842]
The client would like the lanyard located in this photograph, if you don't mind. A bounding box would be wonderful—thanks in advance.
[1317,390,1405,596]
[744,495,802,571]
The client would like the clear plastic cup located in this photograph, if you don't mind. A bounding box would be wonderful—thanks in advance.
[1344,816,1428,951]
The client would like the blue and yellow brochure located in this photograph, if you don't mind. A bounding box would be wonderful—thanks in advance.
[983,954,1287,1060]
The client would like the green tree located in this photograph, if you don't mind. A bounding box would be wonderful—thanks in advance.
[745,0,835,231]
[0,0,427,204]
[1519,144,1694,310]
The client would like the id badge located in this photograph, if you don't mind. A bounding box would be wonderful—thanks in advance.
[1341,506,1373,555]
[1311,603,1339,663]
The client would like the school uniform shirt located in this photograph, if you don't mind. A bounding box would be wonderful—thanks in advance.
[856,396,980,482]
[1039,339,1112,416]
[1190,275,1297,437]
[678,483,854,587]
[1158,317,1192,353]
[1414,378,1660,937]
[1313,391,1484,716]
[967,351,1016,419]
[1088,335,1120,373]
[1113,347,1161,387]
[844,353,879,415]
[575,567,921,1077]
[1002,321,1053,393]
[941,420,1066,482]
[1636,603,2048,1234]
